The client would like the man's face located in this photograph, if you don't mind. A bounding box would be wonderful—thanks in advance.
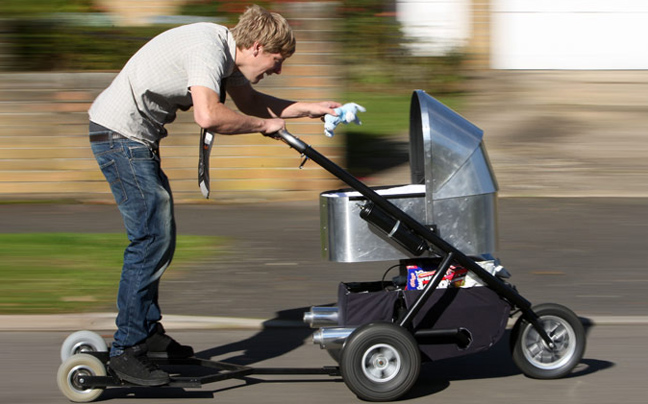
[243,47,286,84]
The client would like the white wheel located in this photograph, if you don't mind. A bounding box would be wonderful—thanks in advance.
[61,331,108,362]
[57,354,106,402]
[360,343,403,383]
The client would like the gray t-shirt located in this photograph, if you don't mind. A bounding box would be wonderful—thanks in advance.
[89,23,246,148]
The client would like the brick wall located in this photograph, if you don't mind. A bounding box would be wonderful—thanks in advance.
[466,0,491,69]
[0,4,344,203]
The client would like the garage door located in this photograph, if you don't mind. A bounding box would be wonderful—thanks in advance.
[491,0,648,69]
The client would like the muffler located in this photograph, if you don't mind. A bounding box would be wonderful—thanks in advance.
[312,327,356,349]
[303,306,339,328]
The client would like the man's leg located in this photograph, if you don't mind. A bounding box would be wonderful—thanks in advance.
[90,132,174,385]
[113,144,175,352]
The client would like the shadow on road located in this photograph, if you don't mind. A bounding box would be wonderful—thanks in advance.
[195,306,318,366]
[100,312,615,402]
[407,327,614,399]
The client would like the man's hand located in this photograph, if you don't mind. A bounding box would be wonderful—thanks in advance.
[303,101,343,118]
[261,117,286,135]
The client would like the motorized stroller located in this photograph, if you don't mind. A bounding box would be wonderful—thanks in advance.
[296,90,586,400]
[57,90,586,402]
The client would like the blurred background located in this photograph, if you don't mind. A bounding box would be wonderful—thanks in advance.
[1,9,647,401]
[0,0,647,203]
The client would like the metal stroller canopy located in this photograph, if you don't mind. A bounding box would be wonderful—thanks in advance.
[409,90,498,224]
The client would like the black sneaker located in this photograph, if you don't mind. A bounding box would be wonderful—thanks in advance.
[109,344,170,386]
[145,323,194,359]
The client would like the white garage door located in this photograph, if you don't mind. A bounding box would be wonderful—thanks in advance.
[397,0,471,56]
[492,0,648,69]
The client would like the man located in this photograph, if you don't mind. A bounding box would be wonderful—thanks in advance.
[88,5,341,386]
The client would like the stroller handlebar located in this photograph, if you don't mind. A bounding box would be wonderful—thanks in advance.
[269,129,308,153]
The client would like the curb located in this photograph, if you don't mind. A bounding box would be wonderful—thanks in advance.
[1,313,648,332]
[0,313,302,332]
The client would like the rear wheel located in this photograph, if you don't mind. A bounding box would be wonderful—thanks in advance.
[340,323,420,401]
[60,330,108,362]
[511,303,586,379]
[57,353,106,402]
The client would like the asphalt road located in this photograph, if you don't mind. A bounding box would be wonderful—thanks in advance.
[0,198,646,320]
[1,324,647,404]
[0,198,646,403]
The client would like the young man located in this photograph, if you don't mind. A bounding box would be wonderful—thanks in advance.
[88,5,341,386]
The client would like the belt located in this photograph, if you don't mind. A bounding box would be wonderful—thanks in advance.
[89,132,129,143]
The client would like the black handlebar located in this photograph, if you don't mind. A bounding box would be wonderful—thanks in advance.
[270,129,308,153]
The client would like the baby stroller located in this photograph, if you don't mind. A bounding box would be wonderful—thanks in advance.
[291,90,586,401]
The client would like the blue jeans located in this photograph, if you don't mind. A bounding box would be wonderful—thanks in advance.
[89,124,176,357]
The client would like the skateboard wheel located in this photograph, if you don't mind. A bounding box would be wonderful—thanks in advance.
[61,330,108,362]
[57,353,106,402]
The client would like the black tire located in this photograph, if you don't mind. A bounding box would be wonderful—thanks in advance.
[340,323,420,402]
[511,303,586,379]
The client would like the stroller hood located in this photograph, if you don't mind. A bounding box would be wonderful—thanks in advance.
[409,90,498,200]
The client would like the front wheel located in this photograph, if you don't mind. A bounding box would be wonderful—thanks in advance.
[511,303,586,379]
[340,323,420,402]
[57,353,107,402]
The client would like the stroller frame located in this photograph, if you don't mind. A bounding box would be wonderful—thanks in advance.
[276,130,548,344]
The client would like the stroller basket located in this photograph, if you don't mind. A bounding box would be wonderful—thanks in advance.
[321,90,499,262]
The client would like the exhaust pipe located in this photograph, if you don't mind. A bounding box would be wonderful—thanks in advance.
[312,327,356,349]
[304,307,353,350]
[303,306,339,328]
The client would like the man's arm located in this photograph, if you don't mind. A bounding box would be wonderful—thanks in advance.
[191,85,285,134]
[227,82,341,119]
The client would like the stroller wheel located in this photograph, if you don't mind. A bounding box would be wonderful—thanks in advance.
[340,323,420,402]
[511,303,586,379]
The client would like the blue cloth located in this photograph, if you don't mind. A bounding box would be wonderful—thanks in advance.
[90,124,176,357]
[324,102,366,137]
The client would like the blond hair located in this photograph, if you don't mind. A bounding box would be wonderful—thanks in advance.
[230,5,296,58]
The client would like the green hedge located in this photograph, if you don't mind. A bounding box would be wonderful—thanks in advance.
[1,1,466,94]
[6,20,170,71]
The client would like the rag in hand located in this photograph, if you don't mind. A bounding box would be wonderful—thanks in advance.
[324,103,366,137]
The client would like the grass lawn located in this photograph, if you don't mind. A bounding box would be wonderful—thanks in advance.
[341,91,464,177]
[343,91,464,137]
[0,233,227,314]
